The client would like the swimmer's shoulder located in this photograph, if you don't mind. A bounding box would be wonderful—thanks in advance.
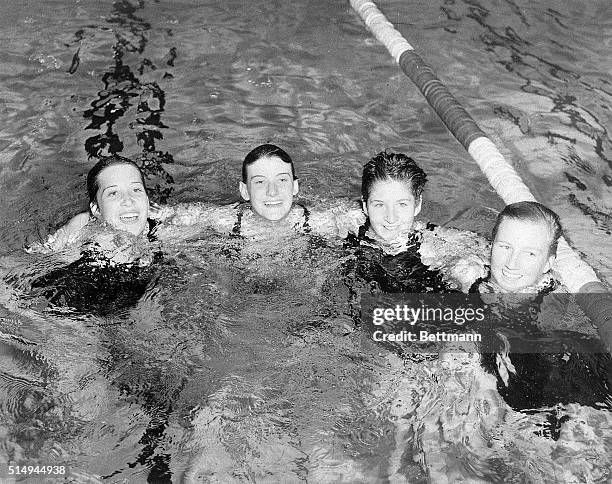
[418,223,490,292]
[306,198,365,239]
[419,223,490,260]
[27,211,93,254]
[151,201,237,238]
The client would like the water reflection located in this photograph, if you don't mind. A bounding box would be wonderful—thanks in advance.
[0,0,611,480]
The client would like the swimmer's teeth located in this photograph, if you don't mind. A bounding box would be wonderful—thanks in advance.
[502,269,522,279]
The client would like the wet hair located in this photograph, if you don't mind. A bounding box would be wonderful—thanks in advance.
[86,155,147,206]
[492,201,562,256]
[242,144,296,183]
[361,151,427,202]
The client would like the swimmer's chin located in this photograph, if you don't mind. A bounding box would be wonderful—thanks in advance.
[251,205,294,222]
[372,228,413,243]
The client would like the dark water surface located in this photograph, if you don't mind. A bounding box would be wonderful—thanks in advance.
[0,0,611,482]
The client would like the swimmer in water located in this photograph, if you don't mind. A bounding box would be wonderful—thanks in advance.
[349,151,488,293]
[239,143,299,222]
[474,202,610,414]
[25,156,159,311]
[399,203,609,481]
[473,201,561,294]
[491,202,559,291]
[360,151,425,249]
[154,143,365,240]
[28,155,152,261]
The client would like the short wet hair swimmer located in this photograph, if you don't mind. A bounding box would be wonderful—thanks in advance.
[87,155,150,236]
[239,144,299,222]
[361,151,426,242]
[490,201,562,292]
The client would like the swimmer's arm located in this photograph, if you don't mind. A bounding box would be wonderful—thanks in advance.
[150,202,236,238]
[26,212,92,254]
[419,225,489,292]
[308,199,365,239]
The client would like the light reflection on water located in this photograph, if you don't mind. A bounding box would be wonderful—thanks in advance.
[0,0,611,481]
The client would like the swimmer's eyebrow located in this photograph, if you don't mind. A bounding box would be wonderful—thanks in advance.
[102,185,119,193]
[495,240,544,251]
[250,172,291,180]
[101,181,143,193]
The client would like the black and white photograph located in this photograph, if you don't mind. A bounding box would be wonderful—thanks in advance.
[0,0,610,482]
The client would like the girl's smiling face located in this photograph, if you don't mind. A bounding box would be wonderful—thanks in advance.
[490,218,555,292]
[363,178,421,242]
[239,155,299,221]
[91,163,149,236]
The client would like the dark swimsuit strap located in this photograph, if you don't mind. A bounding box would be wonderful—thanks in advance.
[298,203,311,234]
[231,202,246,237]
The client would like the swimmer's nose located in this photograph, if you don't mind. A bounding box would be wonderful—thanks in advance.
[505,249,521,270]
[266,181,279,196]
[384,206,398,224]
[120,191,134,206]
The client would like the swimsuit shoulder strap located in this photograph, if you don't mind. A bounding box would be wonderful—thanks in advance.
[296,203,311,233]
[231,202,247,237]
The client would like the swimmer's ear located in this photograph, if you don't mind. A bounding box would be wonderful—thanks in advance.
[414,196,422,217]
[292,179,299,196]
[90,201,101,218]
[239,181,250,201]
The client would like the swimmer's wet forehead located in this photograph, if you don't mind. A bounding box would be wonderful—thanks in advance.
[97,165,144,192]
[369,195,415,203]
[246,156,293,180]
[100,180,144,195]
[494,219,553,252]
[367,179,417,203]
[248,170,292,180]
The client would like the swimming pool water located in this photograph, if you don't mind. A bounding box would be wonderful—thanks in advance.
[1,0,611,481]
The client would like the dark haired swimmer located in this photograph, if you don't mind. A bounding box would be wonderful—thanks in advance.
[239,144,299,222]
[28,155,151,260]
[86,155,149,236]
[361,152,425,247]
[154,144,364,240]
[353,151,488,292]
